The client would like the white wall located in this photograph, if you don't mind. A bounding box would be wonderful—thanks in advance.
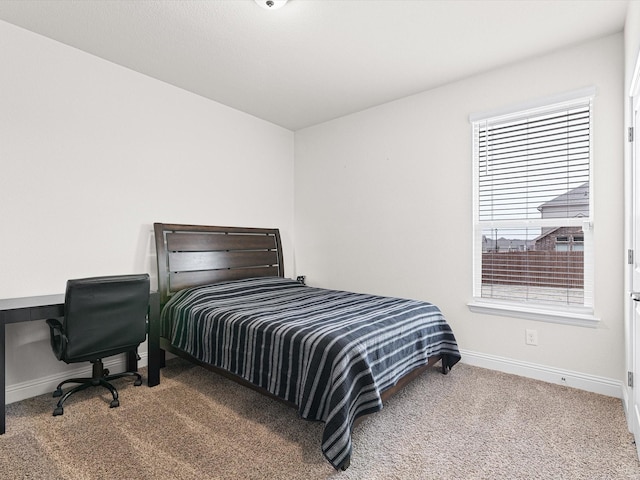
[0,20,294,400]
[294,33,624,392]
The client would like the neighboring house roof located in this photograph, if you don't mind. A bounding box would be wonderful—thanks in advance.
[537,182,589,218]
[533,226,561,243]
[533,225,584,244]
[534,183,589,244]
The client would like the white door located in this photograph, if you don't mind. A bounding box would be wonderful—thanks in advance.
[630,82,640,459]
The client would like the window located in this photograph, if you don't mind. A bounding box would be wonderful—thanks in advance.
[470,90,595,323]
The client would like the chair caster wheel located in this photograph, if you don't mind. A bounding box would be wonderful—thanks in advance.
[134,379,142,386]
[110,399,120,408]
[103,369,110,376]
[53,407,64,416]
[53,388,62,398]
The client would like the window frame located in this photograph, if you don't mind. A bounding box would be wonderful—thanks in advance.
[468,88,599,327]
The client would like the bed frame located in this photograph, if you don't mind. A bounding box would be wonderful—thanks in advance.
[147,222,444,467]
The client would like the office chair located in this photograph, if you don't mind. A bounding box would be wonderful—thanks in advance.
[46,274,150,416]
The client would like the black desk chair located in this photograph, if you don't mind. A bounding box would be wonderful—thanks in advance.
[46,274,150,416]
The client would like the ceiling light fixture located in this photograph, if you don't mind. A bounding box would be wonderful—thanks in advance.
[255,0,288,10]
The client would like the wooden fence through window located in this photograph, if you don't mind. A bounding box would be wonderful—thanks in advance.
[482,251,584,288]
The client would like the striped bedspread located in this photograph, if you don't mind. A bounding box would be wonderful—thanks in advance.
[161,276,460,470]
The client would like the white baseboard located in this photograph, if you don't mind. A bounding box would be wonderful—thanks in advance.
[7,349,622,404]
[6,352,149,405]
[459,348,622,399]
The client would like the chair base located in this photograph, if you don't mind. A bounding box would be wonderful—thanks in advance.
[52,359,142,416]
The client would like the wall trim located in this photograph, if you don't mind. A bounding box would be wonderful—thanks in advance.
[6,352,149,405]
[459,348,622,399]
[8,349,622,404]
[622,384,633,432]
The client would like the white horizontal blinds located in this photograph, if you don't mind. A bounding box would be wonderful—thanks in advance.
[473,96,593,308]
[478,102,591,223]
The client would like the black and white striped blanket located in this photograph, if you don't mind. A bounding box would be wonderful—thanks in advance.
[161,276,460,470]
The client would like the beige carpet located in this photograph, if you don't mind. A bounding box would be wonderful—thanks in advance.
[1,358,639,480]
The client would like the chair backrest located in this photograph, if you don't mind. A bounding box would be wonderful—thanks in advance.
[62,274,150,363]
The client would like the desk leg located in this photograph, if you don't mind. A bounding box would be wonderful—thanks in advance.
[126,350,138,372]
[147,293,160,387]
[1,322,5,435]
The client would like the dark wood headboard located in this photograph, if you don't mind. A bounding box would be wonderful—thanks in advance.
[153,223,284,307]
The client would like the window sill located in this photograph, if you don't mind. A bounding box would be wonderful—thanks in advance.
[467,299,600,328]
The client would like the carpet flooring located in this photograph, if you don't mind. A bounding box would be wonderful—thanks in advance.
[1,358,639,479]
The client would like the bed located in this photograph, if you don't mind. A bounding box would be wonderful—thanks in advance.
[148,222,460,470]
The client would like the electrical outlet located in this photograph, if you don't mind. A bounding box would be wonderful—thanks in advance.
[525,329,538,346]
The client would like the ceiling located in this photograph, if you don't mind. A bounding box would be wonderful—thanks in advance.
[0,0,629,131]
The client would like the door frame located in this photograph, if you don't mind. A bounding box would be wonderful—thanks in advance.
[625,49,640,452]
